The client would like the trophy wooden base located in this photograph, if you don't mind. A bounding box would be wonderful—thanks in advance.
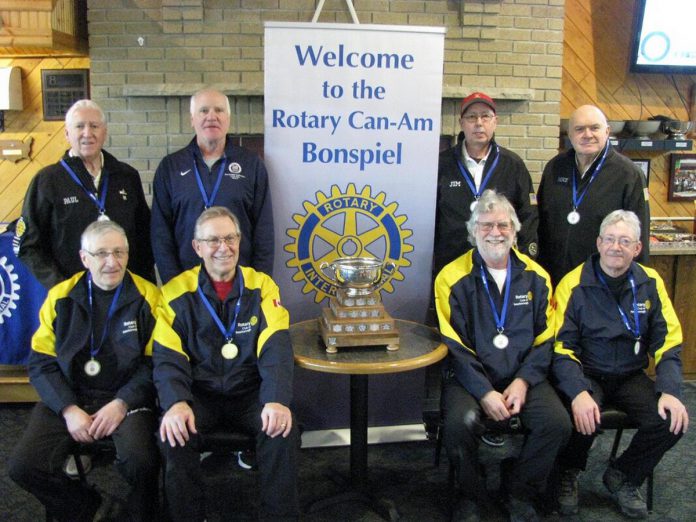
[319,290,400,353]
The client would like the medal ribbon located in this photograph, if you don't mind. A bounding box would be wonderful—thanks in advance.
[571,140,610,211]
[454,143,501,203]
[193,154,228,209]
[595,267,641,341]
[197,269,244,343]
[60,159,109,217]
[87,273,124,359]
[479,260,512,335]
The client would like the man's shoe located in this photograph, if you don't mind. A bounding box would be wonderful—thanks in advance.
[506,496,540,522]
[603,467,648,519]
[480,431,506,447]
[452,497,480,522]
[63,454,92,478]
[235,449,256,470]
[557,468,579,515]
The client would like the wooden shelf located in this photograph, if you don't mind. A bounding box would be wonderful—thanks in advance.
[562,137,693,151]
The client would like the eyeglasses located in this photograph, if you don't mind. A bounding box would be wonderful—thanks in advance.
[477,221,512,233]
[196,234,240,248]
[599,236,637,248]
[84,249,128,260]
[462,112,495,124]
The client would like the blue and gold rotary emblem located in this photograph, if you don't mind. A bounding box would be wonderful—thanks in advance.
[285,184,413,303]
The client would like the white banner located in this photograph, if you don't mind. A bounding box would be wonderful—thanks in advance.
[265,22,445,323]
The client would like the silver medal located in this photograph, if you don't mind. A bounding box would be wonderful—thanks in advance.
[98,213,110,221]
[221,342,239,360]
[493,333,509,349]
[84,358,101,376]
[567,210,580,225]
[634,340,641,355]
[470,200,479,212]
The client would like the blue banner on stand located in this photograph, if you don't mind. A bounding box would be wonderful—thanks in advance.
[0,230,46,365]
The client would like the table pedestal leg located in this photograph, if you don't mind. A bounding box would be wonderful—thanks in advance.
[304,374,400,521]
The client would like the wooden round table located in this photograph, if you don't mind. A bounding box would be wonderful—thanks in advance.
[290,318,447,520]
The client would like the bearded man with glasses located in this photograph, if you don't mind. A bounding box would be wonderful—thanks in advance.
[433,91,538,279]
[9,220,160,521]
[552,209,687,519]
[435,190,570,522]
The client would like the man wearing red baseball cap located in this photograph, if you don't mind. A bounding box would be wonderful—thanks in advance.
[433,91,538,276]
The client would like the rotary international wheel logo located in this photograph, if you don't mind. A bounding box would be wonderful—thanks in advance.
[0,256,21,324]
[285,184,413,303]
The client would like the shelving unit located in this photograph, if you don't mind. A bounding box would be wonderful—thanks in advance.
[561,137,693,151]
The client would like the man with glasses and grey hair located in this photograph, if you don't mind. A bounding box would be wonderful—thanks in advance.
[433,91,538,278]
[14,99,155,288]
[435,190,570,522]
[152,206,298,521]
[151,88,274,284]
[9,220,160,521]
[552,209,687,519]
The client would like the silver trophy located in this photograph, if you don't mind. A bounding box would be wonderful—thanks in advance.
[320,257,395,296]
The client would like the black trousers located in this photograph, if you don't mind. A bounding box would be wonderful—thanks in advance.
[159,390,300,521]
[443,377,571,501]
[8,401,159,522]
[557,371,682,486]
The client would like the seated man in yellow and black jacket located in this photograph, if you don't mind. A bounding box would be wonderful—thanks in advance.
[152,206,298,522]
[435,190,570,522]
[552,209,688,519]
[9,220,160,522]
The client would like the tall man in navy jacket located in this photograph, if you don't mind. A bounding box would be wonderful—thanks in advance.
[151,88,274,283]
[153,206,298,521]
[9,220,160,522]
[552,210,687,519]
[435,190,570,522]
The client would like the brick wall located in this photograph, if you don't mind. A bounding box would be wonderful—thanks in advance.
[87,0,565,189]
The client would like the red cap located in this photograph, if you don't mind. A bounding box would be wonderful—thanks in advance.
[460,92,496,115]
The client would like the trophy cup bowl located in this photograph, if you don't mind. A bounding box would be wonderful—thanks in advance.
[320,257,395,296]
[626,120,661,139]
[662,120,693,140]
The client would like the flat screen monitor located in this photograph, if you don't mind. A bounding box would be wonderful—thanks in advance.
[630,0,696,74]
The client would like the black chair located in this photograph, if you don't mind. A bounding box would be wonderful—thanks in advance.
[160,429,256,520]
[600,406,654,512]
[45,438,117,522]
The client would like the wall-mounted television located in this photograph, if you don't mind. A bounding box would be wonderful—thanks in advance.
[630,0,696,74]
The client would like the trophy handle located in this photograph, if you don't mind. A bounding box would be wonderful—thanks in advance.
[319,261,336,283]
[384,261,396,274]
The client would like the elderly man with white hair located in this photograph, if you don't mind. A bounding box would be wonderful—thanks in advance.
[9,220,160,522]
[14,99,155,289]
[435,189,570,522]
[151,88,274,284]
[552,209,687,519]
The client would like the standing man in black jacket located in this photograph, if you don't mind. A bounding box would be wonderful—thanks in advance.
[9,220,160,522]
[434,92,538,277]
[13,99,155,288]
[537,105,650,286]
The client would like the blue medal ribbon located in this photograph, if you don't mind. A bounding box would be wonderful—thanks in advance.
[60,159,109,217]
[454,143,501,204]
[87,272,124,359]
[595,267,641,343]
[193,154,227,209]
[479,260,512,336]
[197,270,244,345]
[570,141,610,212]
